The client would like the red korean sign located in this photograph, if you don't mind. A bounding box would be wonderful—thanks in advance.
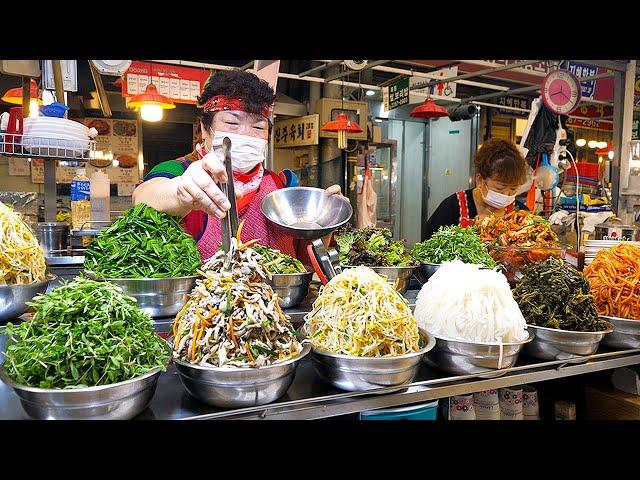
[565,117,613,131]
[121,61,210,105]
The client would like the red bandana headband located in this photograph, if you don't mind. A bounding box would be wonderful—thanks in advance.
[201,95,272,120]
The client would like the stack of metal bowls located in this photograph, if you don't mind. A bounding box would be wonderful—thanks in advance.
[267,271,314,308]
[0,366,163,420]
[424,331,534,376]
[84,271,198,318]
[599,316,640,350]
[343,265,415,295]
[414,263,441,284]
[0,274,56,322]
[523,323,614,360]
[171,344,311,408]
[261,187,353,240]
[308,328,435,392]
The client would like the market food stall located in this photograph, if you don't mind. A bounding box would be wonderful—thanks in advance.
[1,59,640,421]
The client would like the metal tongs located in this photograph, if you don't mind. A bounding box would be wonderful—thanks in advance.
[307,239,342,285]
[218,137,239,268]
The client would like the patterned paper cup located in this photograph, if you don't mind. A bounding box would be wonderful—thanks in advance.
[499,386,524,420]
[449,394,476,420]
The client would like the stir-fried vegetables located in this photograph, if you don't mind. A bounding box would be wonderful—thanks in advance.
[335,225,415,267]
[304,266,422,356]
[171,222,303,368]
[0,201,46,285]
[412,225,497,267]
[475,210,560,247]
[84,203,201,279]
[253,244,307,274]
[2,277,169,389]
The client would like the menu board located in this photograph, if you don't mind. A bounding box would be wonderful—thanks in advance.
[8,158,31,176]
[82,118,139,167]
[30,161,140,184]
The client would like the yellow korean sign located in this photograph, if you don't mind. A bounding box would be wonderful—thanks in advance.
[274,114,319,148]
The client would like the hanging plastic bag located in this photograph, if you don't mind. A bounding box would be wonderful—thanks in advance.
[357,164,378,228]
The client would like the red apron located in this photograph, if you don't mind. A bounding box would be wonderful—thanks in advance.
[456,190,514,227]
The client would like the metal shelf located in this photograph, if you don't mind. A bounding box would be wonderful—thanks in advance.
[1,133,96,161]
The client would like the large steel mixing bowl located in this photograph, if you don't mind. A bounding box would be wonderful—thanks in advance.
[261,187,352,240]
[0,274,56,322]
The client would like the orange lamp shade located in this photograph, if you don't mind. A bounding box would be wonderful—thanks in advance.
[127,84,176,110]
[321,113,362,149]
[595,143,611,155]
[410,98,448,118]
[1,79,42,105]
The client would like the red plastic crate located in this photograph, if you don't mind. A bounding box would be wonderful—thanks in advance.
[565,162,599,179]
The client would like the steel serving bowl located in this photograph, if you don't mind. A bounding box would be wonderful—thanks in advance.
[267,271,314,309]
[523,323,614,360]
[415,263,441,284]
[261,187,353,240]
[308,328,435,392]
[0,274,56,323]
[423,331,534,376]
[84,271,198,318]
[600,316,640,349]
[343,265,415,295]
[0,366,163,420]
[171,343,311,408]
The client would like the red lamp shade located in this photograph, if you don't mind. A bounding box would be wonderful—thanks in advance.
[410,98,448,118]
[595,143,611,155]
[127,83,176,110]
[321,113,363,133]
[1,79,42,105]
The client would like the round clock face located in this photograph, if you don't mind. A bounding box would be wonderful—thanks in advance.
[541,69,582,115]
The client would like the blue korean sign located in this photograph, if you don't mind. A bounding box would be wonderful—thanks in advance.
[566,61,598,100]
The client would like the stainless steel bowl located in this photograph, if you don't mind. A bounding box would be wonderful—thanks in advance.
[423,331,534,376]
[84,271,198,318]
[308,329,435,392]
[415,263,441,284]
[523,323,614,360]
[267,271,313,309]
[600,316,640,349]
[0,274,56,322]
[0,366,163,420]
[172,344,311,408]
[261,187,353,240]
[344,265,415,295]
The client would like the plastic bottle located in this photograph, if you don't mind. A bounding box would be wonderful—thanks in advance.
[70,168,90,231]
[90,169,111,223]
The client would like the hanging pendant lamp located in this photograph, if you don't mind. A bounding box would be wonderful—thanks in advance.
[128,83,175,122]
[410,97,448,119]
[322,113,363,149]
[2,79,42,117]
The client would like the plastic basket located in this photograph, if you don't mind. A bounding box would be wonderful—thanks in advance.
[360,400,439,420]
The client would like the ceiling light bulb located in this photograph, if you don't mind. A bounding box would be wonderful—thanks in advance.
[608,150,614,160]
[575,138,586,147]
[366,90,375,96]
[588,140,598,148]
[597,141,608,149]
[140,104,163,122]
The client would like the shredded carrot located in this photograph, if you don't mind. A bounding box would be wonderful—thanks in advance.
[245,342,255,363]
[236,219,246,243]
[229,316,238,348]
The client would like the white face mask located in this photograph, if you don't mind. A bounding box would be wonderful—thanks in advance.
[481,183,516,209]
[209,129,268,173]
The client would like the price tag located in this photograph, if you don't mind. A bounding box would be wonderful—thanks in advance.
[117,183,137,197]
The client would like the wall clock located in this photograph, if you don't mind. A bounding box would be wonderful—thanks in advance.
[541,69,582,115]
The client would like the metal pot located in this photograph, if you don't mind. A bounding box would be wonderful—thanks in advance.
[34,222,69,254]
[594,219,640,242]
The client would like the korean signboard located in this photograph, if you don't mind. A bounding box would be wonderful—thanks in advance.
[383,77,409,112]
[121,61,210,105]
[274,114,319,148]
[566,61,599,100]
[633,118,640,140]
[495,96,531,118]
[565,117,613,132]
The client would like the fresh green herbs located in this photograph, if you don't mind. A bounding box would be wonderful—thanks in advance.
[84,203,201,279]
[411,225,497,268]
[334,225,415,267]
[2,277,169,389]
[253,244,307,274]
[512,257,610,332]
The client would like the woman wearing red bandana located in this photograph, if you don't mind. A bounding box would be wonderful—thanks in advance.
[132,70,344,262]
